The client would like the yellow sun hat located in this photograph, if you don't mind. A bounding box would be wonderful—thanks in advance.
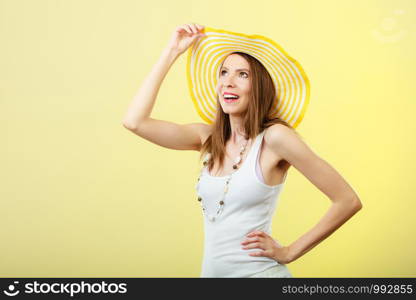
[186,26,310,129]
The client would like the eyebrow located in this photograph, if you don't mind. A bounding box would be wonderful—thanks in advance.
[220,66,250,72]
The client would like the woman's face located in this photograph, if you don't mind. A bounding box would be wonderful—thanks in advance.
[216,54,251,116]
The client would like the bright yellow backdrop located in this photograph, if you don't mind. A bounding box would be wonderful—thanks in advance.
[1,0,415,277]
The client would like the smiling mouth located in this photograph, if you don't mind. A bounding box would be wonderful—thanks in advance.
[223,94,240,103]
[224,97,239,103]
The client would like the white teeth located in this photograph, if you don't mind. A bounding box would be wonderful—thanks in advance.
[224,95,239,99]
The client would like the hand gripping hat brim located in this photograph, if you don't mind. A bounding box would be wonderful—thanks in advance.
[186,26,310,129]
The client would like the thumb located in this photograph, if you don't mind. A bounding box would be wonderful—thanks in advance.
[193,33,206,42]
[190,34,202,43]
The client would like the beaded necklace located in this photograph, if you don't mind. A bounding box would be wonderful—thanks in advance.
[196,137,250,222]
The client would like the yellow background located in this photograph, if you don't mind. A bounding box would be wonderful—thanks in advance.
[1,0,415,277]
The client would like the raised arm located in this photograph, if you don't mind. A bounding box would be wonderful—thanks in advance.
[122,23,208,151]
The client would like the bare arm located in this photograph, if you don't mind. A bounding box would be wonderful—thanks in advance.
[122,23,207,151]
[122,46,180,128]
[241,124,363,264]
[269,124,363,263]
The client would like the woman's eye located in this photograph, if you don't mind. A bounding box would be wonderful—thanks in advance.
[220,70,248,78]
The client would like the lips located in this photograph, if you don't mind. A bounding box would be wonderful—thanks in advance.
[222,92,240,103]
[224,98,239,104]
[223,92,239,97]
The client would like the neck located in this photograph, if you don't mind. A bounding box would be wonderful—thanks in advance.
[229,114,247,144]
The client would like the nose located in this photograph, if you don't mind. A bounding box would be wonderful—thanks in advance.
[223,73,236,87]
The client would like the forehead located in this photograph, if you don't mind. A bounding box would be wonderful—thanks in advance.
[221,54,250,69]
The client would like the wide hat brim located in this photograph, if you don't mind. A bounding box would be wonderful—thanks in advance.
[186,26,310,129]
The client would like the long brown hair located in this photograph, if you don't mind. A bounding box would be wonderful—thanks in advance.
[199,51,302,173]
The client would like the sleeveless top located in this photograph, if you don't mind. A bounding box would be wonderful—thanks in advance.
[196,129,288,277]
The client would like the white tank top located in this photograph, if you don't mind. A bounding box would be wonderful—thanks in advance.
[196,129,287,277]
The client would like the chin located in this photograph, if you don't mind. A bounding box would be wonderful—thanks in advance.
[223,109,245,116]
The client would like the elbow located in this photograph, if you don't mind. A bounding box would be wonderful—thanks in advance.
[334,196,363,213]
[351,197,363,212]
[122,120,137,131]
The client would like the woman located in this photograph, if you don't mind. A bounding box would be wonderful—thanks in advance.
[122,23,363,278]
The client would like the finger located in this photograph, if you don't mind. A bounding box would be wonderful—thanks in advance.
[195,24,206,37]
[180,25,192,34]
[186,23,197,34]
[249,250,267,257]
[247,230,265,237]
[189,23,199,34]
[242,242,265,250]
[177,25,191,34]
[241,236,262,245]
[192,23,201,34]
[195,24,205,31]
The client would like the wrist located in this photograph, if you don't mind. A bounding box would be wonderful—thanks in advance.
[277,245,294,264]
[163,46,181,59]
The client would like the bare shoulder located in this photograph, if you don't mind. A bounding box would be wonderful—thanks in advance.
[264,123,320,171]
[264,124,302,167]
[264,123,299,148]
[264,125,362,205]
[187,122,213,151]
[198,123,214,145]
